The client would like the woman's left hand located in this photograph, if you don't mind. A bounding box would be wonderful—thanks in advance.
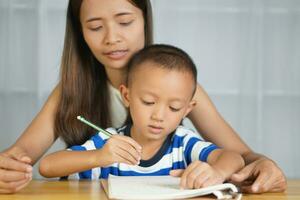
[230,158,287,193]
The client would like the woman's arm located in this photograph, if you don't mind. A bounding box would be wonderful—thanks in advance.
[9,84,60,164]
[39,150,104,178]
[0,84,60,193]
[187,84,287,193]
[188,84,251,153]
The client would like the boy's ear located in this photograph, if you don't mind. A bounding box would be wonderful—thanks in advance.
[119,84,130,108]
[183,100,197,118]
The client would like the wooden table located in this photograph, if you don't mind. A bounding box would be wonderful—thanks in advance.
[0,180,299,200]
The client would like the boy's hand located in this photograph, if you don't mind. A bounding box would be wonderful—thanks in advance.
[100,135,142,166]
[170,160,225,189]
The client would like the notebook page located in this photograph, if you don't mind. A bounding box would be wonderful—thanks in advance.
[108,175,238,200]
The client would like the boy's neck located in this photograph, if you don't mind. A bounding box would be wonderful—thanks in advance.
[130,126,167,161]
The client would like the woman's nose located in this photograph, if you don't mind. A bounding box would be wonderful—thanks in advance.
[104,25,121,45]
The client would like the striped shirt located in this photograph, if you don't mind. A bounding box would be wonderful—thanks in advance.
[67,124,219,180]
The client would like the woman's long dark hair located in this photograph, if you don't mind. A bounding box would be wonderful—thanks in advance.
[54,0,153,147]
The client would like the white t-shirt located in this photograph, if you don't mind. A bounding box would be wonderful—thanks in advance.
[108,83,127,128]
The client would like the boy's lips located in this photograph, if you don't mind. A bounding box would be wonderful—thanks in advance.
[103,50,128,60]
[148,125,164,134]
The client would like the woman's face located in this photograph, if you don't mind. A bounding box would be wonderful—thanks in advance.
[80,0,145,71]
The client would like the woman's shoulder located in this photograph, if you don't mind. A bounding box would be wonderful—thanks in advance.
[174,126,201,139]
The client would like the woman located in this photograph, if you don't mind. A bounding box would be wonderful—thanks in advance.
[0,0,286,194]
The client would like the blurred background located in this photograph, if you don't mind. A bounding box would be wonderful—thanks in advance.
[0,0,299,179]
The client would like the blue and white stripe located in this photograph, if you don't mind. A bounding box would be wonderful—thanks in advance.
[67,125,219,180]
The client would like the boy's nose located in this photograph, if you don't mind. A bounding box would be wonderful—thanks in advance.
[151,107,165,122]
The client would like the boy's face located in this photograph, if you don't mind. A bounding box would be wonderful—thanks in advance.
[121,62,196,142]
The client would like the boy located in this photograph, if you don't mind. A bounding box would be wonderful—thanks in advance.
[39,44,244,189]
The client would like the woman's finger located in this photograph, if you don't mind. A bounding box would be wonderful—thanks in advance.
[0,176,31,193]
[230,163,255,183]
[250,170,272,193]
[0,154,32,173]
[0,168,31,182]
[8,148,32,164]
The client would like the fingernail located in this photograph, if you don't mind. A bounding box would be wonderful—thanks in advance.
[253,185,258,192]
[26,166,33,172]
[26,173,32,178]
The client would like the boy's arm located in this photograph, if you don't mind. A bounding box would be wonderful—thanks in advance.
[207,149,245,180]
[39,134,142,178]
[39,149,106,178]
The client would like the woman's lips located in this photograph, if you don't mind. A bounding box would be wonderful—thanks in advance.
[104,50,128,60]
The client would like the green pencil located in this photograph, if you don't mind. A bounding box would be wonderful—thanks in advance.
[77,116,112,137]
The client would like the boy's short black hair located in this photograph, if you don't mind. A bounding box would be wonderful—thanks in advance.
[126,44,198,95]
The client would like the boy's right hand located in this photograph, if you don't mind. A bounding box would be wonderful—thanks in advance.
[99,135,142,166]
[0,148,33,194]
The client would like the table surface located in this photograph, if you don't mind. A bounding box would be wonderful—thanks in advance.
[0,180,299,200]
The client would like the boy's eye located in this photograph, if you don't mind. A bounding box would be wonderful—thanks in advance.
[142,100,154,106]
[169,107,181,112]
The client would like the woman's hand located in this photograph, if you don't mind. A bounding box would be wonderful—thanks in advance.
[100,135,142,166]
[230,158,287,193]
[0,147,33,194]
[170,161,225,189]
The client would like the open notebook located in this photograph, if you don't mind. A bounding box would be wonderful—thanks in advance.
[101,175,242,200]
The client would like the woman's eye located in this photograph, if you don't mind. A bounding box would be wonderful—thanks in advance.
[90,26,103,31]
[170,107,181,112]
[119,21,133,26]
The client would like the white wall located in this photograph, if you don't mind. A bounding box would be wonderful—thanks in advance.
[0,0,299,178]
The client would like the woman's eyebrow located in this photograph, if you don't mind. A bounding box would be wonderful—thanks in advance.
[86,12,134,23]
[86,17,102,23]
[115,12,134,17]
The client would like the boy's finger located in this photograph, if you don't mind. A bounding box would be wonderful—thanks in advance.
[116,148,139,165]
[180,162,201,189]
[117,135,142,152]
[118,141,141,162]
[201,177,216,188]
[194,173,209,189]
[169,169,184,177]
